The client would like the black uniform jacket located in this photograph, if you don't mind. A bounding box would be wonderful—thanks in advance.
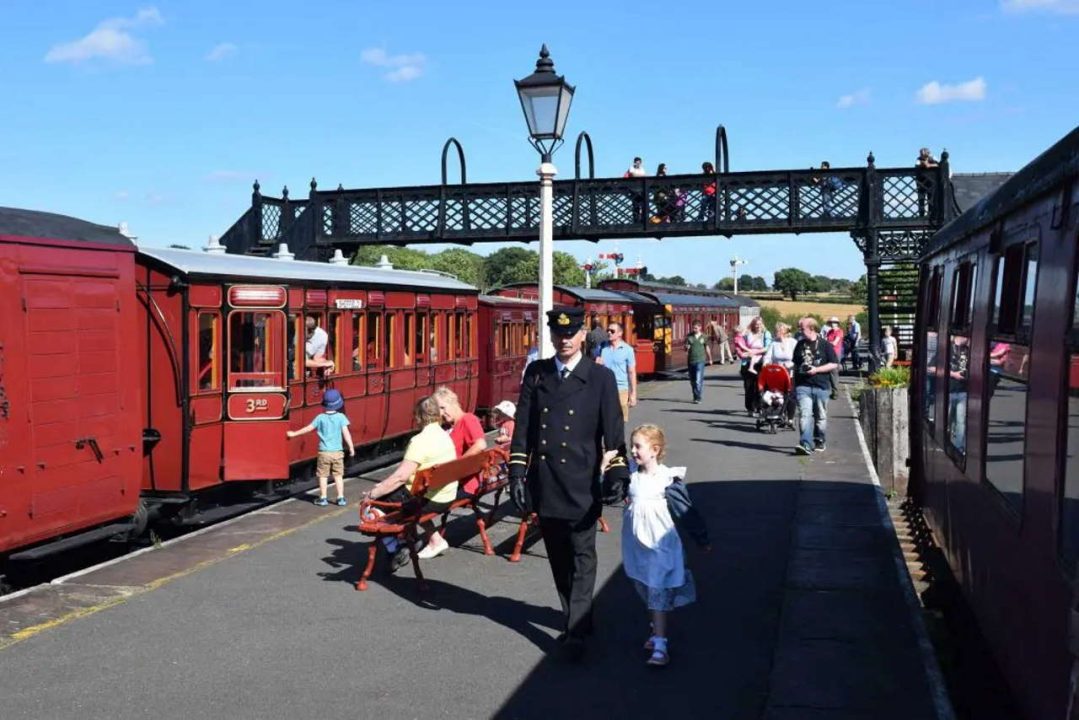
[510,356,626,521]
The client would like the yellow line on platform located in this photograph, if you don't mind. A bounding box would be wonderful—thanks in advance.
[0,505,352,651]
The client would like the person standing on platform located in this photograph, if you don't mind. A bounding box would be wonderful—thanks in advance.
[711,320,733,365]
[684,321,713,403]
[587,315,607,359]
[845,314,862,371]
[597,321,637,421]
[792,317,839,455]
[825,316,845,399]
[286,389,354,506]
[508,307,629,662]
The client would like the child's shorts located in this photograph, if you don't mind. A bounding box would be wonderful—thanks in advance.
[316,451,345,478]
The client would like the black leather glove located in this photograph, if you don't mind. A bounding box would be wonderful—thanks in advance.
[509,477,530,515]
[602,462,630,506]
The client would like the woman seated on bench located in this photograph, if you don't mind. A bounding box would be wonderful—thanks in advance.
[363,395,458,560]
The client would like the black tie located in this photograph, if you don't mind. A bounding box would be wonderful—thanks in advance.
[560,367,570,382]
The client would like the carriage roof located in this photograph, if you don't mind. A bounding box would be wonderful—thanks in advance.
[138,246,478,292]
[0,207,134,248]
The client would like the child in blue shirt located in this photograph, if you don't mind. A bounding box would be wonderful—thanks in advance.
[286,389,355,506]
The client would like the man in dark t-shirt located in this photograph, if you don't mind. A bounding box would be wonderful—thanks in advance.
[792,317,839,455]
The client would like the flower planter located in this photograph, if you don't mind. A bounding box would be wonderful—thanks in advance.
[858,387,910,497]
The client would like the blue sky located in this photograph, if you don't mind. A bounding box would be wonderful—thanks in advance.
[2,0,1077,286]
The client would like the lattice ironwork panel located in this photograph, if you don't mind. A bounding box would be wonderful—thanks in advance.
[880,229,932,262]
[261,204,282,241]
[574,180,638,228]
[402,197,439,233]
[727,181,789,221]
[510,189,540,231]
[881,175,923,220]
[346,201,377,235]
[468,194,511,231]
[795,174,860,220]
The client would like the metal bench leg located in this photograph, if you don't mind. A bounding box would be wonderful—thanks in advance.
[356,543,379,591]
[598,517,610,534]
[509,513,536,563]
[409,547,428,592]
[474,510,495,556]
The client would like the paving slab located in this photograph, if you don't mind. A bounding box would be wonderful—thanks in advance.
[0,366,952,720]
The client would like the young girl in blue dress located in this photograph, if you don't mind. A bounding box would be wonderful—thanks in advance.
[623,423,710,666]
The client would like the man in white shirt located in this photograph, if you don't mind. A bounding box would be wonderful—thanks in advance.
[305,316,334,372]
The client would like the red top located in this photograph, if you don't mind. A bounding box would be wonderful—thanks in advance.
[495,419,515,448]
[826,327,844,356]
[450,413,486,495]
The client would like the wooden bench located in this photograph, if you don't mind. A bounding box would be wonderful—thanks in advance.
[356,447,525,590]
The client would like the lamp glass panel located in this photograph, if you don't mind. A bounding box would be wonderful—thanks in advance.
[520,85,560,138]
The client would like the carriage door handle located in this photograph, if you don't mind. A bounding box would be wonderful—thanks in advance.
[75,436,104,463]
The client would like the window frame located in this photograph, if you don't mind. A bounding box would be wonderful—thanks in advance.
[194,311,222,393]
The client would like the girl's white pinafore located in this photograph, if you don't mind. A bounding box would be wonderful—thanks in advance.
[622,465,696,610]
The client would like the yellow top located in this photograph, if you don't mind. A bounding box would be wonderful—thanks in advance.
[404,423,459,503]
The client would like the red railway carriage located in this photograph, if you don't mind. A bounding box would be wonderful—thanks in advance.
[600,279,744,372]
[135,247,479,504]
[911,126,1079,719]
[0,208,143,559]
[489,283,658,371]
[476,294,536,414]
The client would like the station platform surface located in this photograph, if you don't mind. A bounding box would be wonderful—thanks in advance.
[0,366,952,720]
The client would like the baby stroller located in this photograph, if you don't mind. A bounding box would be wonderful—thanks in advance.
[755,364,794,433]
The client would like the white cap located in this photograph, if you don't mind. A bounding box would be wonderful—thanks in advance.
[273,243,294,260]
[493,400,516,419]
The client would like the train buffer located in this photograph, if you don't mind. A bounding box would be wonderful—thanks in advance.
[0,368,953,719]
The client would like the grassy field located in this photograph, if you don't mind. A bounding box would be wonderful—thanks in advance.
[757,299,866,318]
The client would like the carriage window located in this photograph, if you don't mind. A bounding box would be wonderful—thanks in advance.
[984,342,1029,515]
[991,244,1028,335]
[430,313,442,363]
[454,313,466,358]
[922,268,943,426]
[1063,351,1079,575]
[1022,245,1038,332]
[228,311,285,389]
[386,313,396,369]
[402,314,414,366]
[288,313,302,381]
[351,314,363,371]
[949,261,976,329]
[415,313,428,365]
[465,314,474,356]
[327,312,342,372]
[945,334,971,460]
[196,312,220,391]
[366,312,381,367]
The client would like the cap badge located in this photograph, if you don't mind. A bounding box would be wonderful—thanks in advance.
[557,313,570,326]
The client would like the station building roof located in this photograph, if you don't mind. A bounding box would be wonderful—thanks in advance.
[138,246,478,292]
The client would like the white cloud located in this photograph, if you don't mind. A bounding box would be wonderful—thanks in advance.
[205,43,237,62]
[361,47,426,82]
[45,7,163,65]
[916,77,987,105]
[836,88,871,109]
[1002,0,1079,14]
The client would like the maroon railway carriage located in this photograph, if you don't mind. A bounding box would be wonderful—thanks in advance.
[0,208,144,560]
[911,126,1079,719]
[476,294,536,414]
[490,283,659,372]
[600,279,744,372]
[135,247,479,510]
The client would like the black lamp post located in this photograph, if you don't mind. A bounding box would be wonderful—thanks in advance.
[515,45,575,357]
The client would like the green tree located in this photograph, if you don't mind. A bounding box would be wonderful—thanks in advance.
[655,275,687,286]
[773,268,812,300]
[738,274,754,292]
[352,244,430,270]
[714,277,735,291]
[553,251,586,286]
[809,274,832,293]
[429,247,486,288]
[751,275,768,291]
[850,273,868,305]
[483,247,537,289]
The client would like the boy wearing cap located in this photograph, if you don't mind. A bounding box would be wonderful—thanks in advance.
[491,400,516,450]
[287,388,355,506]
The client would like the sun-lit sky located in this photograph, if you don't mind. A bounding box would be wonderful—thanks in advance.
[2,0,1077,286]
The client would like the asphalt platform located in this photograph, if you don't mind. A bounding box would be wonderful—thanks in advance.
[0,365,953,720]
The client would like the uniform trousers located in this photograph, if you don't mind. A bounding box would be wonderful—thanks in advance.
[538,513,598,639]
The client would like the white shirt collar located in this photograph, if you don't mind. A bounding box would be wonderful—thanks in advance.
[554,352,583,375]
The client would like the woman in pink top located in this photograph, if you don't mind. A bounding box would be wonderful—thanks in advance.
[433,386,488,496]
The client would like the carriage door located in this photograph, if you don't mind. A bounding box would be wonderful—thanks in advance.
[20,266,142,534]
[222,285,289,481]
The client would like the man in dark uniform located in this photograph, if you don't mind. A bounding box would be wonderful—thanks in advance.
[508,307,629,661]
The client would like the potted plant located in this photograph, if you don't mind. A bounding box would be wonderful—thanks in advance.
[857,366,911,497]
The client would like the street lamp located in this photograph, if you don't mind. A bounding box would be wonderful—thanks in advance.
[515,45,575,358]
